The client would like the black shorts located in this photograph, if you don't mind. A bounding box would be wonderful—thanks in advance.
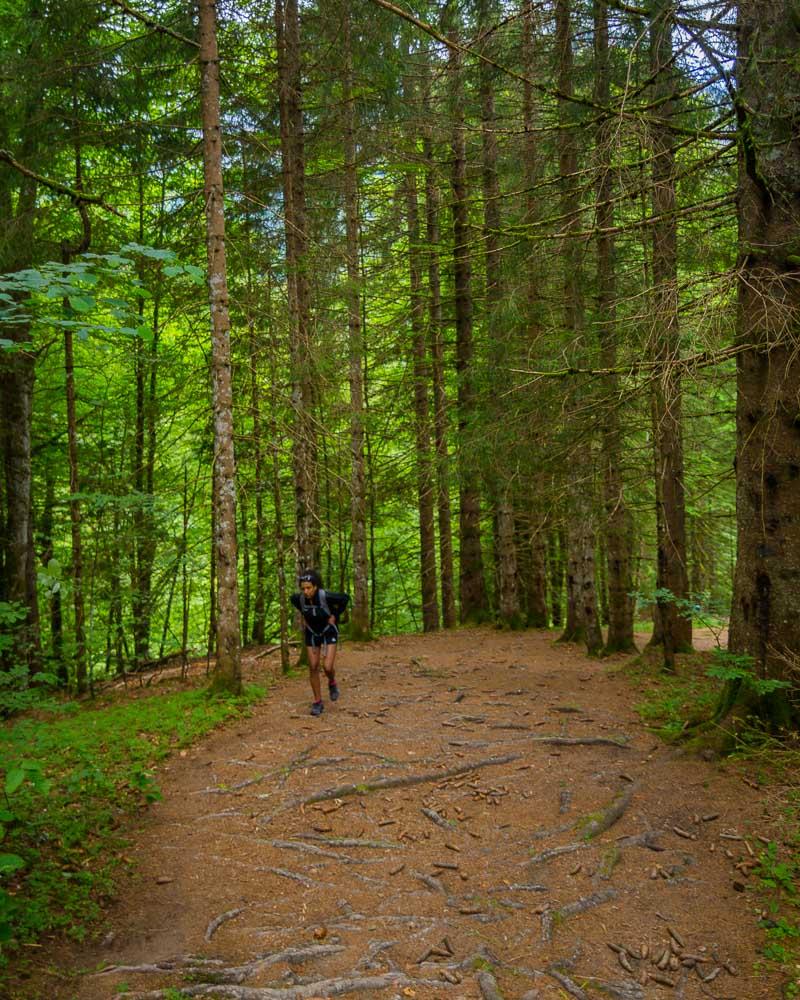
[305,623,339,648]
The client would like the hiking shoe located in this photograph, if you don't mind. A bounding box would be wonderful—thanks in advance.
[329,682,340,702]
[310,700,324,717]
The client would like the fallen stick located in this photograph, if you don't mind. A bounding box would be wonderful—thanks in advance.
[204,907,245,943]
[267,839,377,865]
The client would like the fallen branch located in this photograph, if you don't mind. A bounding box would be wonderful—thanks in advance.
[204,907,245,942]
[267,839,378,865]
[296,833,402,849]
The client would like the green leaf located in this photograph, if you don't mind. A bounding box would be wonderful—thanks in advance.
[68,295,95,313]
[4,769,25,796]
[0,853,25,875]
[163,265,183,277]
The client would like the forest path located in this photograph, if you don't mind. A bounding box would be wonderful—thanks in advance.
[32,628,778,999]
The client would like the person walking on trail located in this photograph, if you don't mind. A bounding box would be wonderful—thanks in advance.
[290,570,350,716]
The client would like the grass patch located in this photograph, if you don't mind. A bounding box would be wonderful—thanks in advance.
[0,682,266,969]
[621,650,719,739]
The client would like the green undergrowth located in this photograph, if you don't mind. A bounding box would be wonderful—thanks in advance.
[621,648,720,739]
[0,682,266,972]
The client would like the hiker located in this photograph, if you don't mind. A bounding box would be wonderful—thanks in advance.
[290,570,350,716]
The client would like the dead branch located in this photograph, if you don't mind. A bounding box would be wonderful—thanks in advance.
[528,842,587,868]
[545,967,590,999]
[0,149,124,216]
[422,806,455,830]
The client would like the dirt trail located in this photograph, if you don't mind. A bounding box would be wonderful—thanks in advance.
[21,628,779,999]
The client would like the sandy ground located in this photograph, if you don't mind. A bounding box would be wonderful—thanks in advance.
[9,627,785,1000]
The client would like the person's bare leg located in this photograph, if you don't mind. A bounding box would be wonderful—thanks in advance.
[322,643,337,685]
[308,646,322,703]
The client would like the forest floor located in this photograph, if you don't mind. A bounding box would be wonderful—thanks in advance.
[9,627,792,1000]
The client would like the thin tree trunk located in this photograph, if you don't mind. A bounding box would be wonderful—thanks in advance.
[275,0,318,574]
[422,87,456,628]
[479,0,519,627]
[40,468,64,681]
[405,164,439,631]
[549,529,565,628]
[594,0,636,654]
[647,0,692,662]
[199,0,241,693]
[342,10,370,638]
[447,18,488,623]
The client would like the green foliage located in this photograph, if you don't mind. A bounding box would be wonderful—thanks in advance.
[753,841,800,993]
[706,650,791,698]
[0,684,265,964]
[627,654,719,738]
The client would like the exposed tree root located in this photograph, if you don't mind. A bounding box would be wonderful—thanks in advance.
[283,753,522,811]
[477,968,505,1000]
[267,839,380,865]
[120,970,452,998]
[295,833,401,849]
[529,736,630,749]
[205,907,245,942]
[544,967,590,999]
[576,785,635,840]
[528,842,587,869]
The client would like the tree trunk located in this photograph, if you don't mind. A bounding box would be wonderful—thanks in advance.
[728,0,800,727]
[479,0,519,627]
[199,0,241,693]
[555,0,602,654]
[405,165,439,631]
[594,0,636,654]
[342,11,370,639]
[275,0,318,575]
[647,0,692,661]
[447,20,488,623]
[0,134,41,673]
[422,83,456,629]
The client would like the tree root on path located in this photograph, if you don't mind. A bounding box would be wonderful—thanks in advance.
[266,839,381,865]
[205,907,246,942]
[577,785,635,840]
[542,889,618,943]
[294,833,402,849]
[119,970,455,999]
[477,968,505,1000]
[529,736,630,749]
[258,753,522,822]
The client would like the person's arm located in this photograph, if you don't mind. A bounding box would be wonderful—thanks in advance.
[327,592,350,620]
[289,593,301,612]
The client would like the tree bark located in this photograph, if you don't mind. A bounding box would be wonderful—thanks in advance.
[275,0,319,575]
[729,0,800,726]
[342,11,370,639]
[479,0,519,627]
[594,0,636,654]
[422,75,456,629]
[554,0,602,655]
[405,165,439,632]
[447,18,488,623]
[647,0,692,661]
[198,0,241,693]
